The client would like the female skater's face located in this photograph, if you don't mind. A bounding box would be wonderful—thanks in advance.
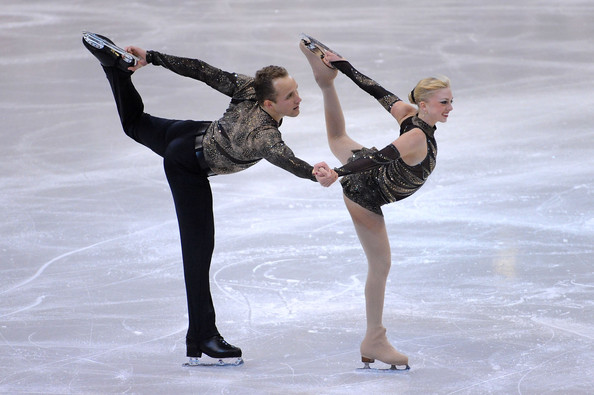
[423,88,453,124]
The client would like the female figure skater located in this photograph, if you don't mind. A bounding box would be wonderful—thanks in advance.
[300,35,453,370]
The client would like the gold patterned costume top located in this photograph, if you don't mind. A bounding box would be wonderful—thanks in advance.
[328,60,438,216]
[147,51,316,180]
[339,116,437,215]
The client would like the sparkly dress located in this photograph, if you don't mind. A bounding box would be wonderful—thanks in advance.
[331,60,438,215]
[147,51,316,180]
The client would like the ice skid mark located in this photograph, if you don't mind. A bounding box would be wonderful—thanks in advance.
[0,295,46,318]
[90,260,178,291]
[0,239,116,295]
[115,367,134,382]
[330,275,361,299]
[212,261,254,327]
[516,351,575,395]
[570,280,594,288]
[4,327,187,386]
[251,259,295,280]
[277,289,293,316]
[443,367,536,395]
[309,219,348,233]
[213,260,258,305]
[531,317,594,340]
[1,222,174,296]
[280,362,296,378]
[122,321,143,336]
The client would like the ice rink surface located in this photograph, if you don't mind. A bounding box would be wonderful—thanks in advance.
[1,0,593,394]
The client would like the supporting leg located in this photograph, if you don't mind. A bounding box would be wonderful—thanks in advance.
[163,154,220,353]
[344,197,409,368]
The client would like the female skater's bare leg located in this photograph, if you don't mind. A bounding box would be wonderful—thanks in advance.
[344,197,409,368]
[299,41,361,164]
[301,37,409,368]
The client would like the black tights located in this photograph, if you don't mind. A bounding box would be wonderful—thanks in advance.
[104,68,219,349]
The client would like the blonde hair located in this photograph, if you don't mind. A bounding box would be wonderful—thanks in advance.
[408,76,451,105]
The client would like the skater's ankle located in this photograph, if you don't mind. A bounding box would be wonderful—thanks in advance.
[317,79,336,90]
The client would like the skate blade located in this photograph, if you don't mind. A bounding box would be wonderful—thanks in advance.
[357,362,410,372]
[183,356,244,367]
[82,31,139,65]
[299,33,342,58]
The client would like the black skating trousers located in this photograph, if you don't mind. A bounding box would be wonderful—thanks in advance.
[103,68,219,350]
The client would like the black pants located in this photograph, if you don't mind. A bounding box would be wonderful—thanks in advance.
[104,68,219,352]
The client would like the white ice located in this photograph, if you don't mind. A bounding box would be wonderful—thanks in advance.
[1,1,593,394]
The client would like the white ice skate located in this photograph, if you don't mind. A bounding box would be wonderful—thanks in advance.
[358,356,410,372]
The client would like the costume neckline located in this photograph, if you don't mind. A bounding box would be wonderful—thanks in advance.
[413,115,437,138]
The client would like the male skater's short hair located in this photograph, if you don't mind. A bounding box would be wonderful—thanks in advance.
[254,65,289,105]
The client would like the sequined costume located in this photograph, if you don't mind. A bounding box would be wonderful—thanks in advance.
[99,51,316,358]
[331,60,438,216]
[147,51,316,179]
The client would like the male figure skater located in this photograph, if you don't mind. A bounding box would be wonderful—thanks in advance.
[82,32,337,366]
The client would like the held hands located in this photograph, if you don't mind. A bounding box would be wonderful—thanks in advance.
[124,46,148,72]
[313,162,339,187]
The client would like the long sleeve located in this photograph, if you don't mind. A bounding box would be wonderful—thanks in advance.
[146,50,249,97]
[262,140,316,181]
[331,60,401,112]
[335,144,401,176]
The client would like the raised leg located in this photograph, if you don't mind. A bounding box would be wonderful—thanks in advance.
[299,40,361,164]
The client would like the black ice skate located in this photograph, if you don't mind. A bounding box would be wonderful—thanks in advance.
[82,31,138,71]
[183,335,243,367]
[299,33,342,69]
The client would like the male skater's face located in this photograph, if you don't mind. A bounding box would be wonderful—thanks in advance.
[270,76,302,118]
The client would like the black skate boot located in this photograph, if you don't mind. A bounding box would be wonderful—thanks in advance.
[82,31,138,71]
[184,335,243,367]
